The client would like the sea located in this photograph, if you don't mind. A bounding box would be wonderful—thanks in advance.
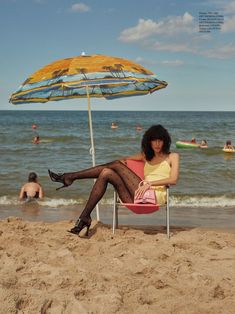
[0,110,235,227]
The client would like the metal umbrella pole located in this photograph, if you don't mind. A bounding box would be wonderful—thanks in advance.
[86,85,100,221]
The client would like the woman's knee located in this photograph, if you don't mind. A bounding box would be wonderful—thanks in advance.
[112,160,123,168]
[99,168,114,179]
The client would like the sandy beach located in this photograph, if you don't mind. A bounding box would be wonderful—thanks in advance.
[0,217,235,314]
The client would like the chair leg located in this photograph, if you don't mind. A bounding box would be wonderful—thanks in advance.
[112,191,119,234]
[166,188,170,238]
[166,203,170,239]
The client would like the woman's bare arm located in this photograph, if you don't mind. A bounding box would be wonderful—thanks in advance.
[38,185,44,199]
[19,185,25,200]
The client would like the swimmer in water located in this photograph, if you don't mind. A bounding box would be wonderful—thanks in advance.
[224,140,234,150]
[33,136,40,144]
[19,172,44,201]
[136,124,143,131]
[111,122,118,129]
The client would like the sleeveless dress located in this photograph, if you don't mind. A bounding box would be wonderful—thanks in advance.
[144,160,171,205]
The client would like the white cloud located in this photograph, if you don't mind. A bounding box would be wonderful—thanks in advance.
[221,15,235,32]
[135,57,185,67]
[153,41,235,59]
[223,1,235,14]
[135,56,150,64]
[153,41,194,53]
[70,3,90,13]
[119,19,162,42]
[119,12,195,43]
[192,34,212,41]
[134,56,158,66]
[119,8,235,60]
[161,60,185,66]
[202,43,235,58]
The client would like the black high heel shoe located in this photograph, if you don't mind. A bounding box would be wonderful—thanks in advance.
[48,169,72,190]
[69,217,91,236]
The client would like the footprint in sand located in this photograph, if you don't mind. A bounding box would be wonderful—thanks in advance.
[208,241,224,250]
[213,285,225,299]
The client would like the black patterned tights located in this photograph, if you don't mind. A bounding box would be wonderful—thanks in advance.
[62,160,141,219]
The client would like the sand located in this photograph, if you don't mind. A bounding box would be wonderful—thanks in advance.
[0,217,235,314]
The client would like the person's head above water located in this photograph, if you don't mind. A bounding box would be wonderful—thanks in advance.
[28,172,38,182]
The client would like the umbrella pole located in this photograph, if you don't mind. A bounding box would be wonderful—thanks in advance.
[86,86,100,221]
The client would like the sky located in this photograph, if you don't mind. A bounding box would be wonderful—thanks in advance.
[1,0,235,111]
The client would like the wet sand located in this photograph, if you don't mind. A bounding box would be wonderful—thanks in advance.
[1,204,235,229]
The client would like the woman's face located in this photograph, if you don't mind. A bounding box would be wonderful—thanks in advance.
[151,139,164,153]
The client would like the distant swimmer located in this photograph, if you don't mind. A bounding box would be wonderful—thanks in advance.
[19,172,44,201]
[111,122,118,129]
[200,139,208,147]
[223,140,234,153]
[136,124,143,131]
[224,140,234,150]
[33,136,40,144]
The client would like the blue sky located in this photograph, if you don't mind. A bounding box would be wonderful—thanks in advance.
[1,0,235,111]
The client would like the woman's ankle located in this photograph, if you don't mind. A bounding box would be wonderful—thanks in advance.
[78,215,91,224]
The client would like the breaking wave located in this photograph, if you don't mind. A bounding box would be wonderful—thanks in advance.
[1,194,235,208]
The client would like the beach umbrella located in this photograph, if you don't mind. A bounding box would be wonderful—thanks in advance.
[9,53,168,219]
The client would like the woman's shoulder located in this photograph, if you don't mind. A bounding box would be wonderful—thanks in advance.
[33,182,42,188]
[168,152,179,160]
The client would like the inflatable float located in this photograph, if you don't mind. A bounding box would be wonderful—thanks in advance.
[176,141,208,149]
[222,148,235,153]
[176,141,200,149]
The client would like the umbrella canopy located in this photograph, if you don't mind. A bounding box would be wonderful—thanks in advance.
[9,54,167,104]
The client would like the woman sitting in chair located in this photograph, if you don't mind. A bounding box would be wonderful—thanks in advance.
[48,125,179,236]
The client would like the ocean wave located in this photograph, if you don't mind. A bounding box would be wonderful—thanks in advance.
[0,196,19,206]
[170,195,235,208]
[38,198,82,207]
[0,196,82,207]
[1,195,235,208]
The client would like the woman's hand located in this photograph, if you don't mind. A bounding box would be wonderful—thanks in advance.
[134,181,151,199]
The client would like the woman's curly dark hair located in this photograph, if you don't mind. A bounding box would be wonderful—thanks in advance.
[141,125,171,161]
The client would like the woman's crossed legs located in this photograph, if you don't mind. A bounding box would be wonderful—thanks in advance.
[49,160,142,232]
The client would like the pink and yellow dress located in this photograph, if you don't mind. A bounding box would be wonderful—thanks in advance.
[144,160,171,205]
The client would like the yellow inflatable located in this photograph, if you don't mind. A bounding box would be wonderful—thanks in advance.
[223,148,235,153]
